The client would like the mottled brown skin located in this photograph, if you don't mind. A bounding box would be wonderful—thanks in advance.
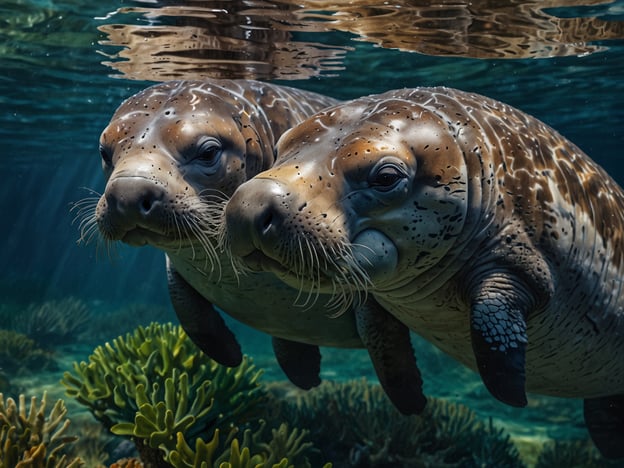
[224,87,624,458]
[95,78,351,375]
[93,79,425,413]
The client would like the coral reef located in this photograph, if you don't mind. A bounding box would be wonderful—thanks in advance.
[61,323,265,431]
[0,329,56,374]
[61,323,324,467]
[58,321,530,466]
[166,422,323,468]
[0,392,83,467]
[272,378,523,467]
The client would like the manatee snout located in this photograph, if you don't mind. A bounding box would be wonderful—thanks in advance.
[96,176,168,243]
[225,178,294,259]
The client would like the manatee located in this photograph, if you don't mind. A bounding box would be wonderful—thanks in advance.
[224,86,624,457]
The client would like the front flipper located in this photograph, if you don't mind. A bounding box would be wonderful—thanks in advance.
[584,394,624,459]
[272,337,321,390]
[470,276,532,407]
[167,261,242,367]
[355,298,426,415]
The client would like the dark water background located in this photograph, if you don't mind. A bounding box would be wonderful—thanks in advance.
[1,0,624,465]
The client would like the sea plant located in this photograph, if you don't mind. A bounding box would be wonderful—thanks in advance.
[20,298,91,347]
[65,417,114,467]
[0,392,83,467]
[109,459,143,468]
[274,378,522,467]
[0,329,56,374]
[0,298,92,348]
[108,366,259,463]
[535,439,622,467]
[166,422,326,468]
[61,323,264,431]
[61,322,323,467]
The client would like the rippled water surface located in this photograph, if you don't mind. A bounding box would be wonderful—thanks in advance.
[1,1,624,466]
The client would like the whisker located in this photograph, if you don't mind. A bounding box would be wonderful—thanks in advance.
[99,238,119,262]
[197,187,229,203]
[217,217,251,281]
[292,236,321,310]
[76,186,104,197]
[71,190,122,263]
[79,219,100,245]
[188,216,222,279]
[327,238,372,317]
[170,209,185,255]
[70,196,101,246]
[306,236,323,308]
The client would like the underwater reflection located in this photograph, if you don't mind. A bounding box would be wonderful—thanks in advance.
[290,0,624,58]
[97,0,352,81]
[98,0,624,81]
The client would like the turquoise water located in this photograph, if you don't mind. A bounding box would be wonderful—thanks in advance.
[1,1,624,466]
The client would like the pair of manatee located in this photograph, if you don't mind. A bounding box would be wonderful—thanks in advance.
[90,79,624,458]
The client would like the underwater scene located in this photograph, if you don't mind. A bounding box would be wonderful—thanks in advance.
[2,0,624,466]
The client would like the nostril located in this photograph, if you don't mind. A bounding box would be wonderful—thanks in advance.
[140,197,153,215]
[260,211,274,234]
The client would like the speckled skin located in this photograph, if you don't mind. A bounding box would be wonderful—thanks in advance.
[224,86,624,405]
[94,79,364,361]
[93,80,430,412]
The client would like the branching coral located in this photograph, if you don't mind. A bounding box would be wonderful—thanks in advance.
[61,322,323,467]
[167,422,325,468]
[0,329,56,374]
[61,323,264,431]
[0,392,83,467]
[257,422,318,466]
[273,378,522,467]
[108,366,255,463]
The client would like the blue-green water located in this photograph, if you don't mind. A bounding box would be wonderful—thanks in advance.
[1,1,624,466]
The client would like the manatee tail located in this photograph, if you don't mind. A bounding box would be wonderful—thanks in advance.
[584,394,624,459]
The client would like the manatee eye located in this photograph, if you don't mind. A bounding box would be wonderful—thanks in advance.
[196,138,222,167]
[99,143,113,167]
[369,164,406,191]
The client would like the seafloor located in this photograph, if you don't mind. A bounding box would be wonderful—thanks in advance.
[0,297,618,467]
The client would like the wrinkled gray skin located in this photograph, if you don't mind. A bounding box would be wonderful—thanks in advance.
[224,87,624,458]
[92,79,424,413]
